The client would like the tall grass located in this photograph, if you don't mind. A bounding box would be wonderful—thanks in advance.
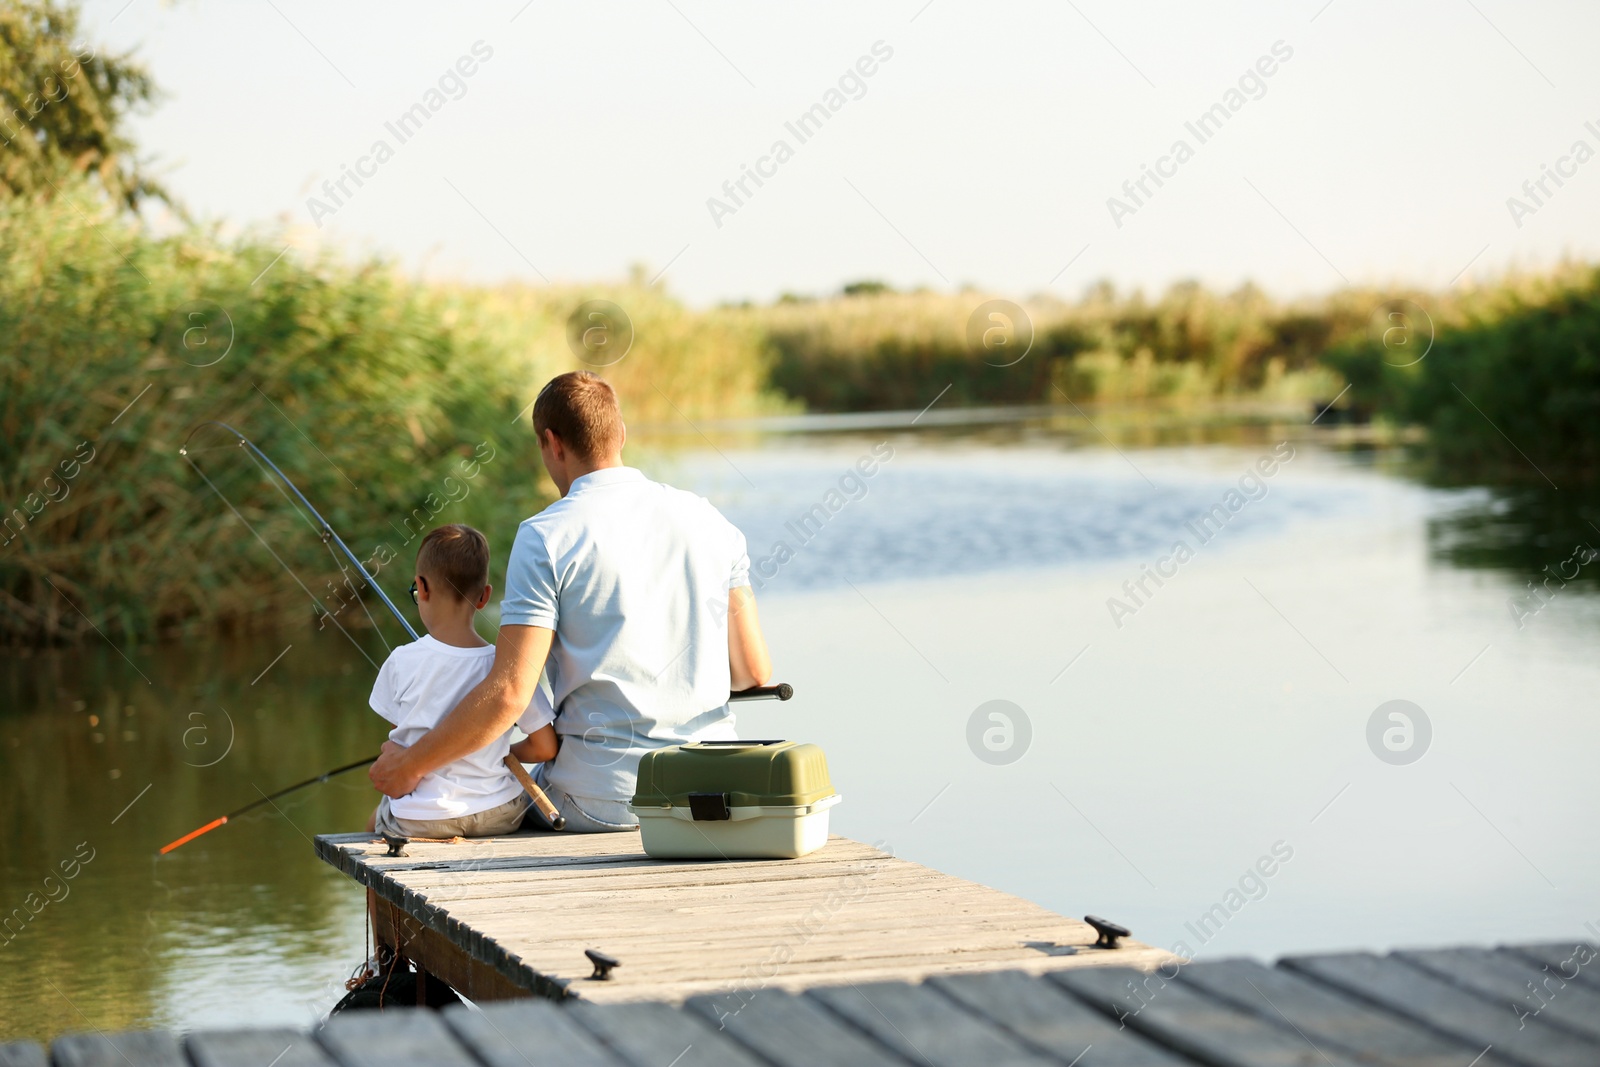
[0,186,777,644]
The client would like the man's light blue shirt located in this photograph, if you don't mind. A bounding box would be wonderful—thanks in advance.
[499,466,751,802]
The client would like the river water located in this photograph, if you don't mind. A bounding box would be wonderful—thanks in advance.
[3,409,1596,1042]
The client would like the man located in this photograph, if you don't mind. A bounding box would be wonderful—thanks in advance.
[369,371,773,831]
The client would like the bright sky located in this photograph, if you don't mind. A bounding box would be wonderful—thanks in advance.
[84,0,1600,306]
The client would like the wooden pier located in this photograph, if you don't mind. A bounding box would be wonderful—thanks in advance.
[7,938,1598,1065]
[9,831,1597,1065]
[311,830,1172,1004]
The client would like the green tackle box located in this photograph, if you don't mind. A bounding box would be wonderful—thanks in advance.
[629,740,839,859]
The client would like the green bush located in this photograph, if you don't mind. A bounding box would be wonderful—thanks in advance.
[1327,269,1600,479]
[0,185,567,643]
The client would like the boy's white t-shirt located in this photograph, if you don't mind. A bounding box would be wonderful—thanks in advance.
[369,635,555,821]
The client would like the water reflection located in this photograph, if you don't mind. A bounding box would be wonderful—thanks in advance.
[0,632,385,1043]
[1428,482,1600,586]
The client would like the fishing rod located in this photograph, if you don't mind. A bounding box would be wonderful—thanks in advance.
[180,421,419,643]
[158,685,794,854]
[159,755,379,855]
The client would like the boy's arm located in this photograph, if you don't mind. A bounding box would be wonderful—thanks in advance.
[509,724,559,764]
[370,625,552,797]
[728,586,773,690]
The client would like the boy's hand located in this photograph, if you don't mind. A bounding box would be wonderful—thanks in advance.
[369,740,424,798]
[508,725,559,765]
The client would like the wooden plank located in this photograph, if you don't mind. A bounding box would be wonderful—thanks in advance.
[0,1043,45,1067]
[927,970,1200,1066]
[425,884,1095,925]
[566,1001,769,1067]
[393,873,1015,913]
[808,980,1059,1067]
[317,1010,479,1067]
[684,987,902,1067]
[426,900,1107,953]
[442,1001,628,1067]
[1397,948,1600,1042]
[373,853,940,892]
[350,843,892,885]
[1502,943,1600,992]
[51,1032,185,1067]
[570,948,1173,1006]
[561,946,1174,1003]
[1050,965,1369,1067]
[186,1030,338,1067]
[438,908,1123,949]
[1282,952,1597,1067]
[358,892,1107,952]
[1179,958,1523,1067]
[317,832,884,881]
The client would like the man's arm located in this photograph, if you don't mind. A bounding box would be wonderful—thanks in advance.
[728,586,773,691]
[369,624,553,798]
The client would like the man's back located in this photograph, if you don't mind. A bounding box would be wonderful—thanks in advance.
[499,466,749,802]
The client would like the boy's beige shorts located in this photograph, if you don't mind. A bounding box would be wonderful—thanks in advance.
[373,793,530,839]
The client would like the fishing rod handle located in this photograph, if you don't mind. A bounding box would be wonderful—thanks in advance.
[502,754,567,830]
[730,683,793,702]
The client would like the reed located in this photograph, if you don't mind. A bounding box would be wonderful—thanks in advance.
[0,186,778,644]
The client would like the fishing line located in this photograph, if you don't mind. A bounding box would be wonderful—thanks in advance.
[183,421,417,637]
[233,442,395,652]
[180,420,420,669]
[210,419,415,639]
[184,458,380,672]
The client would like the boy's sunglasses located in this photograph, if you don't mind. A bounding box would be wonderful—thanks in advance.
[408,576,429,604]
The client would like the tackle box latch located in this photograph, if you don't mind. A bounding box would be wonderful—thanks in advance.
[687,792,733,821]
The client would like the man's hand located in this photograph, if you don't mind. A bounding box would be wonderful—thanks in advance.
[369,739,424,799]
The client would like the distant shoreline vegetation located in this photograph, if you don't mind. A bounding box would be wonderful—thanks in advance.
[5,176,1597,646]
[740,266,1600,484]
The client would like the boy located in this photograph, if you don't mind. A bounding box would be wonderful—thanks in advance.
[365,524,557,838]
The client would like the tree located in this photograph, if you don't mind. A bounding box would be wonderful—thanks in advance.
[0,0,161,208]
